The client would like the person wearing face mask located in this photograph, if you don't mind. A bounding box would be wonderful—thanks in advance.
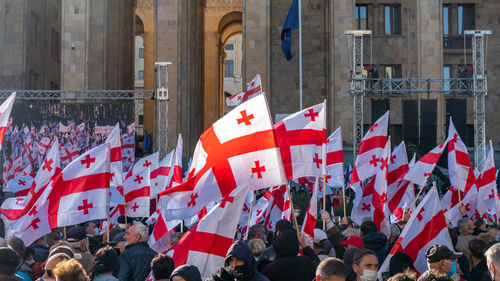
[417,244,462,281]
[352,249,378,281]
[207,241,269,281]
[66,226,95,275]
[485,243,500,281]
[118,221,156,281]
[84,222,102,255]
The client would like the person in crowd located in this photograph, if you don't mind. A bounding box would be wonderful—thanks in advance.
[468,239,489,281]
[248,239,266,261]
[207,240,269,281]
[262,230,319,281]
[118,221,157,281]
[359,221,387,264]
[417,244,462,281]
[387,271,417,281]
[343,248,359,281]
[88,246,119,281]
[85,222,99,236]
[477,233,495,245]
[38,253,71,281]
[313,229,334,260]
[7,237,32,281]
[456,217,476,257]
[247,225,267,242]
[340,236,364,251]
[388,224,401,251]
[66,226,95,274]
[352,249,378,281]
[170,265,202,281]
[257,220,294,271]
[45,229,62,248]
[0,247,23,281]
[321,211,346,260]
[24,247,41,280]
[52,259,89,281]
[448,227,470,279]
[84,222,102,255]
[150,254,175,281]
[486,243,500,281]
[31,237,49,264]
[388,252,416,277]
[108,232,126,255]
[473,218,487,236]
[315,257,346,281]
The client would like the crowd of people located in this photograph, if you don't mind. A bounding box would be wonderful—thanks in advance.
[1,208,500,281]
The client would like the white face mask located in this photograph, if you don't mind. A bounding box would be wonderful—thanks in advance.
[360,269,377,281]
[94,228,100,236]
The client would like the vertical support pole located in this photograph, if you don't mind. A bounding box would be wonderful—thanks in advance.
[154,62,172,158]
[298,0,303,110]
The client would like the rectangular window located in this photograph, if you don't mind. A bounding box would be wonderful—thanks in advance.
[355,5,368,30]
[420,100,437,152]
[225,44,234,51]
[138,115,144,125]
[224,60,234,77]
[138,71,144,80]
[384,5,401,35]
[51,29,61,61]
[458,5,474,34]
[443,6,449,36]
[443,66,451,94]
[139,48,144,59]
[446,99,467,143]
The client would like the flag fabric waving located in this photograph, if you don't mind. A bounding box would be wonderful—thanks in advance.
[280,0,299,60]
[403,139,450,187]
[476,141,499,223]
[302,177,319,239]
[371,138,391,237]
[0,92,16,150]
[324,127,344,188]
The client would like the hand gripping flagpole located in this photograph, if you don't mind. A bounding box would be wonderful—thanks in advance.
[298,0,303,110]
[286,182,300,231]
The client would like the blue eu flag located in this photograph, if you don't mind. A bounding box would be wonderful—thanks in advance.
[143,128,152,154]
[281,0,299,61]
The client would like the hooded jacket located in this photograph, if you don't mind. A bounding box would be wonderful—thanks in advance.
[171,265,202,281]
[206,241,269,281]
[261,230,319,281]
[362,232,387,263]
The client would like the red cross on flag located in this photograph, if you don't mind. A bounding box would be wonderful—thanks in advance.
[238,191,254,236]
[274,101,327,180]
[248,190,271,226]
[0,93,16,150]
[9,193,51,246]
[350,111,389,185]
[324,127,344,188]
[60,143,80,168]
[226,91,245,106]
[444,184,478,227]
[386,142,415,217]
[302,177,319,240]
[350,177,374,225]
[476,141,498,223]
[167,134,183,188]
[261,185,291,231]
[123,166,151,217]
[4,174,35,197]
[37,137,53,157]
[171,180,250,278]
[0,196,26,238]
[378,186,453,277]
[99,204,124,234]
[403,137,450,187]
[448,119,477,193]
[371,138,391,236]
[243,73,263,102]
[187,93,286,195]
[121,133,135,171]
[150,150,174,197]
[106,124,124,204]
[48,143,110,228]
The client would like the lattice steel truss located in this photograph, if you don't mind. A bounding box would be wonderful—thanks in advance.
[0,90,154,100]
[154,62,172,159]
[347,30,491,169]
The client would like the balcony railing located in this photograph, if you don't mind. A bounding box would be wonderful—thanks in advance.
[444,36,472,49]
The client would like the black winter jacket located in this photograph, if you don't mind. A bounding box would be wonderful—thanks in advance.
[362,232,387,263]
[206,241,269,281]
[118,241,157,281]
[261,230,319,281]
[256,246,276,272]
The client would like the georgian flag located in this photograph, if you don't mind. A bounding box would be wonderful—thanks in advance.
[150,150,174,197]
[121,133,135,170]
[324,127,344,188]
[248,190,271,226]
[123,167,151,218]
[168,134,183,188]
[4,174,35,196]
[274,101,327,180]
[226,92,245,106]
[0,92,16,150]
[302,177,319,239]
[106,124,125,204]
[476,141,499,223]
[351,177,374,225]
[48,143,110,228]
[403,138,450,187]
[372,139,391,237]
[261,185,291,231]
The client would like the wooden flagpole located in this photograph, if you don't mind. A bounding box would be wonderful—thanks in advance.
[286,183,300,231]
[322,176,327,230]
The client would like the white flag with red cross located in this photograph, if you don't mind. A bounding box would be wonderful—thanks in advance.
[386,142,413,216]
[121,133,135,170]
[351,177,374,225]
[37,137,53,157]
[243,73,263,102]
[226,92,245,106]
[168,134,183,188]
[171,181,250,278]
[444,184,477,226]
[403,138,450,187]
[448,119,476,193]
[123,166,151,217]
[60,143,80,167]
[261,185,291,231]
[274,101,327,180]
[378,186,453,277]
[150,150,174,197]
[4,174,35,197]
[100,205,124,234]
[476,141,499,223]
[187,93,286,196]
[238,191,254,236]
[350,111,389,185]
[302,177,319,239]
[48,143,110,228]
[324,127,344,188]
[0,93,16,150]
[106,124,124,204]
[249,190,271,226]
[371,138,391,237]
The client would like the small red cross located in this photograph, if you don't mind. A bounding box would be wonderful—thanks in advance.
[417,207,425,221]
[451,133,459,144]
[188,193,198,207]
[236,110,255,126]
[18,179,26,186]
[81,154,96,169]
[143,160,152,168]
[243,204,250,212]
[77,199,94,215]
[369,155,380,167]
[361,203,371,211]
[15,198,23,204]
[256,209,263,217]
[134,175,143,184]
[489,189,495,199]
[370,123,378,132]
[110,172,115,181]
[424,172,431,177]
[29,217,41,230]
[151,217,156,222]
[324,175,332,184]
[43,159,53,172]
[313,153,322,169]
[380,158,389,171]
[251,161,266,178]
[131,202,139,212]
[220,196,235,208]
[28,206,37,216]
[304,108,319,122]
[464,203,471,212]
[390,154,397,164]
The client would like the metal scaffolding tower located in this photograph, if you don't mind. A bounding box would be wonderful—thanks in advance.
[154,62,172,158]
[346,30,491,169]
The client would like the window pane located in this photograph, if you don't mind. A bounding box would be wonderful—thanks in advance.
[385,6,391,35]
[139,71,144,80]
[443,7,449,35]
[139,48,144,58]
[458,6,463,34]
[360,6,367,29]
[465,6,474,30]
[443,66,450,94]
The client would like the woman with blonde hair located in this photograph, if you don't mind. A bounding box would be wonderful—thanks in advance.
[53,258,90,281]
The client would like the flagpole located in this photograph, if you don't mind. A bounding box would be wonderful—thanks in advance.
[342,185,347,218]
[298,0,303,110]
[322,176,326,230]
[245,191,255,241]
[286,183,300,231]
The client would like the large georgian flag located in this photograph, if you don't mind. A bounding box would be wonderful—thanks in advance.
[274,101,327,180]
[371,138,391,236]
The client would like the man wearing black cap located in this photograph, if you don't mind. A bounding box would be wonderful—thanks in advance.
[66,226,95,274]
[0,247,23,281]
[417,244,462,281]
[109,232,126,254]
